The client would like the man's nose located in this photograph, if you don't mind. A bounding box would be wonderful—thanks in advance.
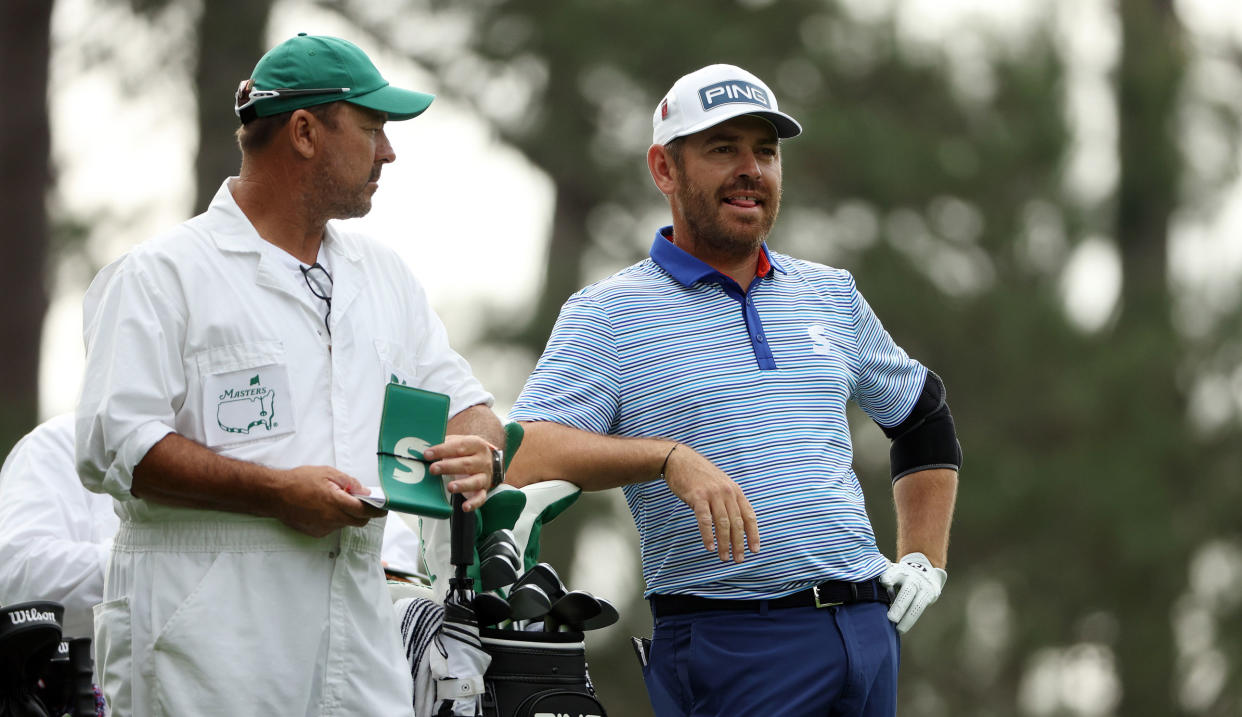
[376,129,396,164]
[735,149,762,180]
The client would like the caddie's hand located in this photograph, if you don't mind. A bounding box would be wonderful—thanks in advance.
[425,435,500,512]
[273,466,386,538]
[661,445,760,563]
[878,552,947,634]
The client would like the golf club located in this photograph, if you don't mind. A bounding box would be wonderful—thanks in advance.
[507,583,552,622]
[479,554,520,593]
[472,592,512,627]
[545,590,602,632]
[581,596,620,631]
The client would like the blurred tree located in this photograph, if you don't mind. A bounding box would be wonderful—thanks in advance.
[29,0,1236,713]
[122,0,274,212]
[0,0,53,456]
[320,0,1242,714]
[3,0,274,457]
[192,0,276,213]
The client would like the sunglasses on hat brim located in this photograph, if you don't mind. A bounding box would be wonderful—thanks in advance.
[234,79,350,123]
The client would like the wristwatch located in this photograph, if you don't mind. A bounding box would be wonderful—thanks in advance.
[489,445,505,490]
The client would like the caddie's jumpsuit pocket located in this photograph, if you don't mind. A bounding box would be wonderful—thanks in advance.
[373,338,418,388]
[193,341,296,450]
[149,550,329,716]
[93,596,133,717]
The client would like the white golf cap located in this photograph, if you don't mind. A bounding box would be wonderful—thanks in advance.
[652,64,802,146]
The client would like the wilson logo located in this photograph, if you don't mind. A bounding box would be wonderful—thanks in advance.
[9,608,56,626]
[698,80,770,111]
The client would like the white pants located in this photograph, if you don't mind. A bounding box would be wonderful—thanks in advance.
[94,518,414,717]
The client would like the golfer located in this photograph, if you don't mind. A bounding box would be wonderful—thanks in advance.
[507,64,961,715]
[76,34,503,715]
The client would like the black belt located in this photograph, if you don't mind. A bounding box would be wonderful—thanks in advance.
[650,579,890,618]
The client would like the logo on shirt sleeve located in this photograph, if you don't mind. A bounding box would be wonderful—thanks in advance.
[807,325,834,356]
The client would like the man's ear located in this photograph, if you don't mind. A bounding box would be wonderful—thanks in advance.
[647,144,678,196]
[287,109,319,159]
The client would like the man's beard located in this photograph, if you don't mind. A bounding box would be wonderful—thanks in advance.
[676,176,780,260]
[310,161,378,222]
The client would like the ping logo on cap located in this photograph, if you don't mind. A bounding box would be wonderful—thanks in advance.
[698,80,770,111]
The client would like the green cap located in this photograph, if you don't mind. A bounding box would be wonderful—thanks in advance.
[241,33,434,121]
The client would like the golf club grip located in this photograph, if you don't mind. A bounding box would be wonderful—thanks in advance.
[450,493,475,567]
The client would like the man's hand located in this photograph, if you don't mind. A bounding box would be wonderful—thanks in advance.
[878,552,947,634]
[424,435,498,512]
[271,466,387,538]
[661,446,760,563]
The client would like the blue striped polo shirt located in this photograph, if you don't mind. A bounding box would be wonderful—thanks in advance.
[510,227,927,599]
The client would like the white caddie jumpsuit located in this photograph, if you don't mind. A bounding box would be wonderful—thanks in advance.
[0,412,422,639]
[0,413,119,639]
[76,180,492,717]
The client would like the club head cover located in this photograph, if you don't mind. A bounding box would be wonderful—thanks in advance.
[463,487,527,589]
[512,481,581,572]
[0,601,65,717]
[425,487,528,602]
[0,602,64,688]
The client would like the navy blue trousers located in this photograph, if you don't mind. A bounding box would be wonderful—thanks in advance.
[641,600,899,716]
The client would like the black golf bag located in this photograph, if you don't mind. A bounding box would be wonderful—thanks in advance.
[479,628,605,717]
[0,602,63,717]
[401,424,608,716]
[436,488,607,717]
[36,638,98,717]
[0,602,98,717]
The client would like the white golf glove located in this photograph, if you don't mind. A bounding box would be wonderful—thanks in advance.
[878,552,947,634]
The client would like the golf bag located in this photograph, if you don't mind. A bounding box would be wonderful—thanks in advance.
[396,423,609,716]
[399,474,607,717]
[36,638,99,717]
[0,602,63,717]
[479,628,605,717]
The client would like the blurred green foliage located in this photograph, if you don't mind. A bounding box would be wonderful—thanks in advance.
[332,1,1240,714]
[20,0,1241,714]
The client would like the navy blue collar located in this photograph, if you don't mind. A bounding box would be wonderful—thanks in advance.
[648,226,784,288]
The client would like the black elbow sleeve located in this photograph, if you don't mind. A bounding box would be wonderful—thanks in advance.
[877,371,962,482]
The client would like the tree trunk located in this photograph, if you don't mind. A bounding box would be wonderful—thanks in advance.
[0,0,53,453]
[512,179,593,352]
[193,0,275,213]
[1113,1,1187,714]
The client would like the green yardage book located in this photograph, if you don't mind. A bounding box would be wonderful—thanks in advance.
[361,383,452,518]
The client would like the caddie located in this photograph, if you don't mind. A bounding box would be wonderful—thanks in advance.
[507,64,961,716]
[76,34,504,716]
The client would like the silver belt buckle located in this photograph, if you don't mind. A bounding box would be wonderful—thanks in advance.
[813,585,842,608]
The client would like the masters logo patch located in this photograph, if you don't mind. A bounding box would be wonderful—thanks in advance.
[202,363,296,449]
[217,374,276,435]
